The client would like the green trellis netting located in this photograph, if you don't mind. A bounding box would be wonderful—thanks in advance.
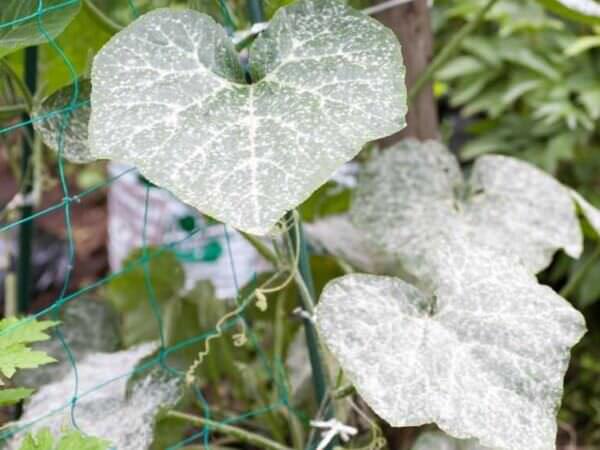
[0,1,306,449]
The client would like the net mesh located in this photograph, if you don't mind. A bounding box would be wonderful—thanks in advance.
[0,1,308,448]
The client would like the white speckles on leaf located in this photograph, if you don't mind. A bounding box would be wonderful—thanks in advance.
[33,79,94,164]
[351,139,583,276]
[89,0,406,235]
[10,344,181,450]
[316,239,586,450]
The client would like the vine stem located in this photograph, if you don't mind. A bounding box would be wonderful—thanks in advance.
[408,0,500,103]
[560,245,600,298]
[166,410,294,450]
[0,59,33,112]
[240,231,278,266]
[285,211,336,449]
[83,0,123,33]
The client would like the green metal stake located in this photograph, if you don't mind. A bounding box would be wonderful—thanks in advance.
[246,2,335,446]
[17,46,38,315]
[286,212,331,407]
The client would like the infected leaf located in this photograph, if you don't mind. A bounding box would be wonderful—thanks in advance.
[351,140,583,276]
[89,0,406,235]
[33,79,93,164]
[316,237,586,450]
[11,344,180,450]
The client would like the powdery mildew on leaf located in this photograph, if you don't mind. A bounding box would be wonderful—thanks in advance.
[304,215,394,273]
[89,0,406,235]
[10,343,180,450]
[351,140,582,275]
[412,431,493,450]
[33,80,94,164]
[316,237,586,450]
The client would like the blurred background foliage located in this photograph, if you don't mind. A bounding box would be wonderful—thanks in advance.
[1,0,600,448]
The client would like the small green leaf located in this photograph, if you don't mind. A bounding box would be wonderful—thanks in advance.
[565,35,600,56]
[437,56,486,80]
[0,387,34,406]
[107,248,185,312]
[19,428,110,450]
[0,318,58,380]
[0,0,80,57]
[537,0,600,25]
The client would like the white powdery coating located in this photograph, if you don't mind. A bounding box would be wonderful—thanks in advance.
[304,214,394,273]
[351,139,582,275]
[33,79,94,164]
[412,431,494,450]
[316,238,586,450]
[10,343,180,450]
[558,0,600,16]
[89,0,406,235]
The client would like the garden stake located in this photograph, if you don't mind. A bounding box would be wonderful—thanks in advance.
[17,46,37,315]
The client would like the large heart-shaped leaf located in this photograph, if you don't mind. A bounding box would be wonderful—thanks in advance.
[0,0,80,57]
[351,139,583,275]
[316,237,586,450]
[89,0,406,235]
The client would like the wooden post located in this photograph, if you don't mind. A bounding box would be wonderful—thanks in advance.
[374,0,439,142]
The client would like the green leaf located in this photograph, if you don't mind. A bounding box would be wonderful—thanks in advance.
[565,35,600,56]
[38,5,112,94]
[500,46,561,80]
[19,428,110,450]
[461,36,501,67]
[0,387,33,406]
[0,0,80,57]
[436,56,486,80]
[537,0,600,25]
[89,0,407,235]
[0,317,58,380]
[107,248,185,312]
[33,79,92,163]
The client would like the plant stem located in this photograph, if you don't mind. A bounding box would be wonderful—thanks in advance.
[286,211,336,449]
[408,0,499,103]
[0,59,33,112]
[241,232,278,266]
[166,410,294,450]
[17,47,37,316]
[560,245,600,298]
[0,104,27,118]
[83,0,123,33]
